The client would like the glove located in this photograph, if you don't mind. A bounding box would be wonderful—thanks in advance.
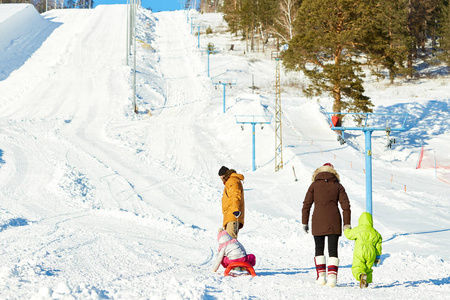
[343,224,352,231]
[302,224,309,234]
[233,211,241,218]
[374,255,381,267]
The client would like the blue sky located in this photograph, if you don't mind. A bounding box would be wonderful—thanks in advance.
[95,0,184,12]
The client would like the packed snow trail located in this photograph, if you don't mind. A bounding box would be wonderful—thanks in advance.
[0,6,219,297]
[0,4,449,299]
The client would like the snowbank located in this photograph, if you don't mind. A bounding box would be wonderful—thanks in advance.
[0,4,60,81]
[0,4,43,50]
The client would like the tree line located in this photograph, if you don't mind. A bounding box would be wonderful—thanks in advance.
[2,0,94,13]
[200,0,450,117]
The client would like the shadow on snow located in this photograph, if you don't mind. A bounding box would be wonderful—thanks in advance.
[0,217,31,232]
[0,18,62,82]
[384,228,450,243]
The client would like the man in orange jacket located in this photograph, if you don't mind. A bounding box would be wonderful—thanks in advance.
[218,166,245,238]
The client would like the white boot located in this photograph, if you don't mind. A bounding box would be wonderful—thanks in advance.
[314,256,327,285]
[317,272,326,285]
[326,257,339,287]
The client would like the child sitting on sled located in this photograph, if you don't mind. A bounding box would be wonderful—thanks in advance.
[344,212,383,288]
[211,228,256,273]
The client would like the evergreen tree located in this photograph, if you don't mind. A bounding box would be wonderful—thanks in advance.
[438,1,450,64]
[283,0,374,116]
[32,0,46,13]
[222,0,241,34]
[406,0,441,76]
[67,0,76,8]
[76,0,94,9]
[363,0,411,83]
[239,0,257,51]
[256,0,277,51]
[222,0,277,52]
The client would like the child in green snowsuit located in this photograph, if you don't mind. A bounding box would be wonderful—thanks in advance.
[344,212,382,288]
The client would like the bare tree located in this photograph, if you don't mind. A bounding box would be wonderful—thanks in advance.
[270,0,300,44]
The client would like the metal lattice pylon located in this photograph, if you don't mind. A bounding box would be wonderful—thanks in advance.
[272,52,283,172]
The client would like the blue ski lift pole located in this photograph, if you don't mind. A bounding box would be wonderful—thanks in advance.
[326,112,408,215]
[200,49,218,77]
[190,16,197,34]
[194,25,206,48]
[364,129,373,214]
[207,51,211,76]
[222,84,226,113]
[251,122,256,171]
[196,25,201,48]
[212,79,237,113]
[235,115,273,171]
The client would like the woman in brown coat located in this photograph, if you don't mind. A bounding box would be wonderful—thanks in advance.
[218,166,245,239]
[302,163,351,287]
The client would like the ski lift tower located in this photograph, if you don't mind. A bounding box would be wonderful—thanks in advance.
[200,48,218,77]
[326,112,409,215]
[271,51,283,172]
[189,16,197,34]
[185,0,192,22]
[211,77,237,113]
[235,115,273,172]
[193,24,206,48]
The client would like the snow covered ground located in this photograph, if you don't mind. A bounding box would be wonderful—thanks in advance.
[0,4,449,299]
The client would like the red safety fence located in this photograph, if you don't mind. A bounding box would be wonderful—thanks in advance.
[416,146,450,184]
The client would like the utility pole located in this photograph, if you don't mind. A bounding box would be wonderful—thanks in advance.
[126,0,138,113]
[133,0,138,113]
[272,52,283,172]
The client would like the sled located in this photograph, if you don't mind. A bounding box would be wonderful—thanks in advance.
[223,262,257,277]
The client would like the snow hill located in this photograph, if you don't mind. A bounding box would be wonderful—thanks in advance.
[0,4,449,299]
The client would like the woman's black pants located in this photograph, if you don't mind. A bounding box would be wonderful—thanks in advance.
[314,234,339,257]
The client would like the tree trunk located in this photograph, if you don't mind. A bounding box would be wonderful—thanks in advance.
[333,45,342,114]
[407,50,414,78]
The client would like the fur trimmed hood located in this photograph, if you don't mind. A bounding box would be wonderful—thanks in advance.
[312,165,340,182]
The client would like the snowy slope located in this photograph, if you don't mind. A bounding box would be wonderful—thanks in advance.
[0,4,449,299]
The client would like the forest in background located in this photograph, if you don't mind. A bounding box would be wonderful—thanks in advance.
[199,0,450,116]
[3,0,449,115]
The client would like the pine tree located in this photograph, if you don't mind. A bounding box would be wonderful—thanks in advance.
[283,0,374,116]
[363,0,411,83]
[405,0,442,76]
[239,0,257,52]
[438,1,450,64]
[222,0,278,52]
[222,0,241,34]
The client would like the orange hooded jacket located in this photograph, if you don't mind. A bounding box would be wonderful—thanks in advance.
[221,173,245,229]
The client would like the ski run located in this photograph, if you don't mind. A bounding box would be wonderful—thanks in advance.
[0,3,449,299]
